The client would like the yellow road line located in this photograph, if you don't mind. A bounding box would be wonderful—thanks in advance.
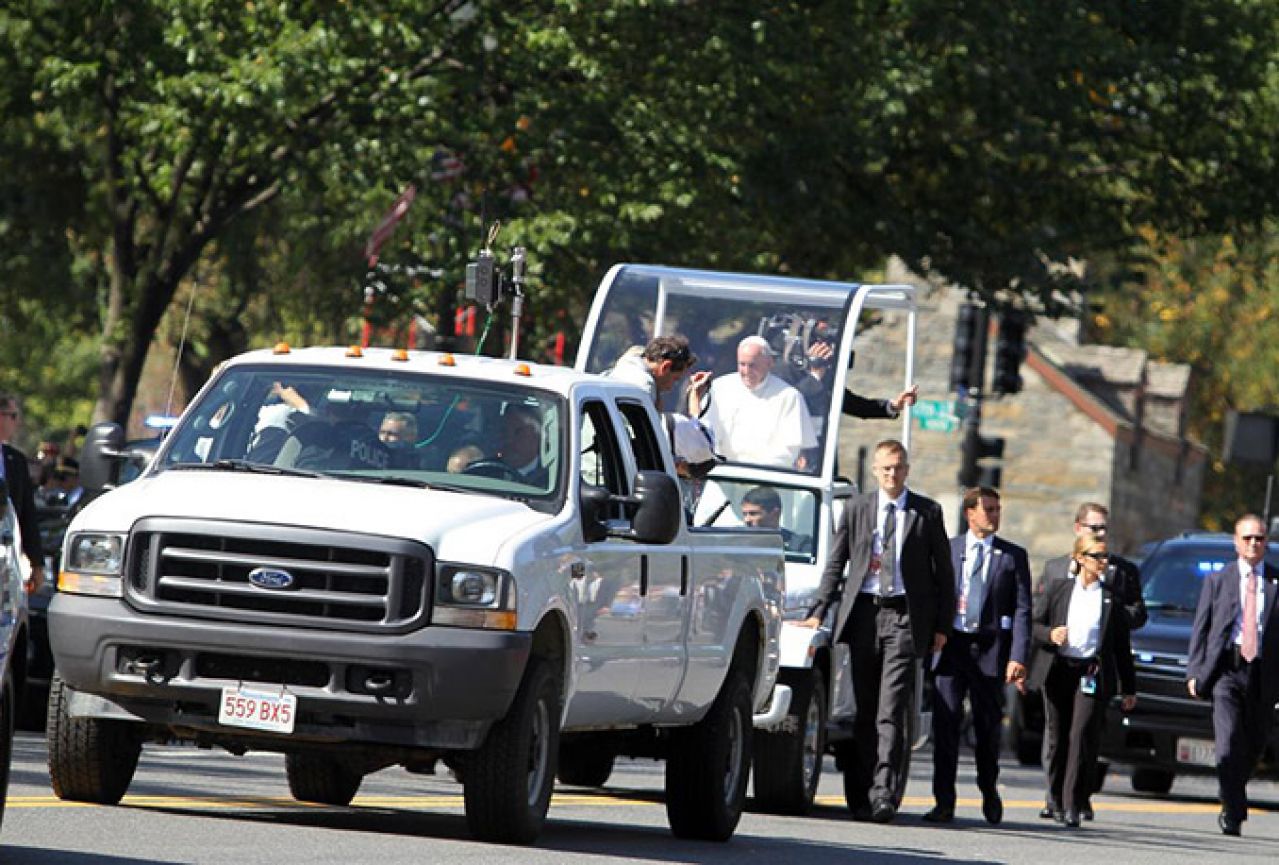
[5,793,1234,815]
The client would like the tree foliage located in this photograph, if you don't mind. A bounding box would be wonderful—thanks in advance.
[0,0,1277,440]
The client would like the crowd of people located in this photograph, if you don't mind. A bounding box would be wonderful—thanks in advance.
[609,332,1275,839]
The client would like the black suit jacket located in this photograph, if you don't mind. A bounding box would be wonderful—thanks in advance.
[1187,561,1279,706]
[1040,552,1147,630]
[2,442,43,567]
[810,489,955,655]
[938,534,1032,678]
[1026,570,1137,698]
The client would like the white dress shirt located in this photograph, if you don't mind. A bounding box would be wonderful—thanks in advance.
[1060,575,1104,660]
[860,489,908,597]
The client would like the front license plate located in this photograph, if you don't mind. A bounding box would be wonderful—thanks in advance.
[218,685,297,734]
[1176,737,1216,767]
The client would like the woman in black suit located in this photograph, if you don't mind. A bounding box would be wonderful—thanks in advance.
[1027,535,1137,827]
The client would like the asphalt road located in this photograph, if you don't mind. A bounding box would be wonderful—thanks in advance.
[3,730,1277,864]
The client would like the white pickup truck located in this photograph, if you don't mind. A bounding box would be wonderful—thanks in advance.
[46,345,783,844]
[577,264,921,815]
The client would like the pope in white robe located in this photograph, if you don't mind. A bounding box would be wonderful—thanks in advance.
[703,335,817,468]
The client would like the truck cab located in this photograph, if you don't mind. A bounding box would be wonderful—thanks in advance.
[577,263,920,815]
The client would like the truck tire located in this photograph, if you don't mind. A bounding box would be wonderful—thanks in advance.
[463,656,561,844]
[752,671,827,815]
[665,668,752,840]
[285,753,363,806]
[46,673,141,805]
[557,742,615,788]
[1131,766,1174,795]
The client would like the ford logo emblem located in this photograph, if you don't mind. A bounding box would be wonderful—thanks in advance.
[248,567,296,590]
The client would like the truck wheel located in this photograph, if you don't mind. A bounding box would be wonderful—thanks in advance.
[46,673,141,804]
[665,669,752,840]
[557,742,615,788]
[752,672,827,815]
[285,753,363,806]
[463,656,561,844]
[1131,766,1174,795]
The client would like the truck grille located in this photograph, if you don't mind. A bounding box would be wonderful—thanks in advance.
[124,518,431,633]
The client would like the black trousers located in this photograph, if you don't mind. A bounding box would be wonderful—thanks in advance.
[1211,657,1275,822]
[845,593,918,808]
[931,633,1003,807]
[1042,657,1104,814]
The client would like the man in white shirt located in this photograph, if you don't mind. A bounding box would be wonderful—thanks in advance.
[1187,514,1279,836]
[703,336,816,469]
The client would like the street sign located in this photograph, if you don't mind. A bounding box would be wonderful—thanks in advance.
[918,415,958,433]
[914,398,959,433]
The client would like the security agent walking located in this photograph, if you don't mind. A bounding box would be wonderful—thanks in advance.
[1186,514,1279,837]
[924,486,1031,825]
[1035,501,1146,820]
[1027,534,1137,828]
[801,439,955,823]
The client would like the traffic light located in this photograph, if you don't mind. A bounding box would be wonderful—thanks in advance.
[959,425,1005,488]
[950,303,985,394]
[992,311,1029,396]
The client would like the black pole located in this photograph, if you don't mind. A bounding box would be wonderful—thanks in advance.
[1265,473,1275,535]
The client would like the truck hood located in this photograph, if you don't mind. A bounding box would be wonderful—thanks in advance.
[71,470,554,563]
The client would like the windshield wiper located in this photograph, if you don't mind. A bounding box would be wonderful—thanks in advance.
[167,459,324,480]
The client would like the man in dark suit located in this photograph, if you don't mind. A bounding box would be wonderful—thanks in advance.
[1035,501,1146,820]
[1187,513,1279,837]
[0,392,44,591]
[801,439,954,823]
[924,486,1032,825]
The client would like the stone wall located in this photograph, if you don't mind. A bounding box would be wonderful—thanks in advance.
[834,272,1205,576]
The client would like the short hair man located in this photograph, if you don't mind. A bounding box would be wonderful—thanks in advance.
[0,392,45,591]
[1033,501,1146,820]
[924,487,1032,825]
[608,335,710,416]
[1187,514,1279,837]
[378,411,418,450]
[801,439,954,822]
[496,404,547,486]
[702,336,817,469]
[742,485,811,555]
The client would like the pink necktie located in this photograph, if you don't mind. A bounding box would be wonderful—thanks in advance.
[1241,568,1259,663]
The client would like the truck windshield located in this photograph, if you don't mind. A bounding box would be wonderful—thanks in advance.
[157,364,566,502]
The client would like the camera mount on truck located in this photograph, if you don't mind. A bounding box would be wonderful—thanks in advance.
[465,223,528,360]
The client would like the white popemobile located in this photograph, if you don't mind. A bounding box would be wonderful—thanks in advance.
[577,264,922,815]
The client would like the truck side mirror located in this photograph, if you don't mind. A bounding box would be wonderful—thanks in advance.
[628,470,681,545]
[80,421,127,494]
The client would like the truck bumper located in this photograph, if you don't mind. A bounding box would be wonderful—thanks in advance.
[50,594,532,751]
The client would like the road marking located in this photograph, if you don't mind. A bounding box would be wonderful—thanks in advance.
[5,793,1236,815]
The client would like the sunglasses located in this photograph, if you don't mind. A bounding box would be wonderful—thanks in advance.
[1081,551,1109,561]
[1241,535,1266,543]
[1080,522,1108,533]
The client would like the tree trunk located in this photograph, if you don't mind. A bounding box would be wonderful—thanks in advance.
[92,271,181,428]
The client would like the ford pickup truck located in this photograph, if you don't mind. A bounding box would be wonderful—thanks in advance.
[0,480,31,832]
[46,345,783,844]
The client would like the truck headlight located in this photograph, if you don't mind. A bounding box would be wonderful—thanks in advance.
[433,565,516,629]
[59,532,126,598]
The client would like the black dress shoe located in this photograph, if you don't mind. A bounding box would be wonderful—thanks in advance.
[1063,810,1081,828]
[1219,811,1242,836]
[1039,803,1058,819]
[1081,805,1094,821]
[922,805,954,823]
[1051,809,1067,824]
[982,792,1004,825]
[871,799,897,824]
[850,804,873,822]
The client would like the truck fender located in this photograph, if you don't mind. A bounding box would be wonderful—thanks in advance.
[778,622,830,669]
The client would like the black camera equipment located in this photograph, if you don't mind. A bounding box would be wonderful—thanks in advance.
[464,223,529,359]
[756,312,839,380]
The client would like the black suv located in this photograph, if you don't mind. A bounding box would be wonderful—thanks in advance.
[1099,532,1279,794]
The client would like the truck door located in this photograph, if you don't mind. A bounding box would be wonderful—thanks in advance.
[564,398,647,728]
[614,399,688,719]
